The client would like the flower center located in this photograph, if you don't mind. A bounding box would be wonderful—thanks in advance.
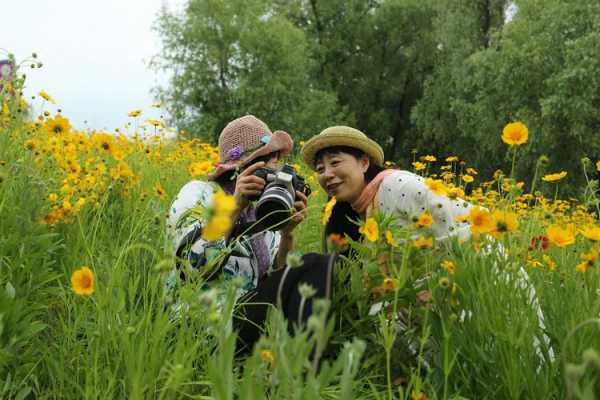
[79,275,91,288]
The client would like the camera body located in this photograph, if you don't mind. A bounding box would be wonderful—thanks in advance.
[250,164,311,231]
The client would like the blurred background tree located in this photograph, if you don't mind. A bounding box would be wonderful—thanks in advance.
[154,0,600,194]
[152,0,348,141]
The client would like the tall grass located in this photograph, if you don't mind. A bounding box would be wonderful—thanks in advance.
[1,63,600,399]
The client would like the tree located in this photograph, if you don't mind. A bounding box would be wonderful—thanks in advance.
[281,0,438,160]
[412,0,510,167]
[152,0,345,142]
[414,0,600,191]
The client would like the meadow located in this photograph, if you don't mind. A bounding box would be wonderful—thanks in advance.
[1,67,600,400]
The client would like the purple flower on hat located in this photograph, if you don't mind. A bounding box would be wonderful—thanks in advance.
[226,145,243,161]
[260,135,271,145]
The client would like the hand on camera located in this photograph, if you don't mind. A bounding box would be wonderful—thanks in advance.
[281,190,308,235]
[233,161,266,209]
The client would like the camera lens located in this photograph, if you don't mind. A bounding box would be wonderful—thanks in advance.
[255,185,295,230]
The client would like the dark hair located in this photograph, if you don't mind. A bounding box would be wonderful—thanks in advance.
[319,146,385,248]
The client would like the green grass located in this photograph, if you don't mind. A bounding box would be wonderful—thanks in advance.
[1,87,600,399]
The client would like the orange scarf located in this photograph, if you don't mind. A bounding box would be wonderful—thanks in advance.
[350,169,395,215]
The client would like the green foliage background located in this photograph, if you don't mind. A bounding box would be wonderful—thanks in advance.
[153,0,600,193]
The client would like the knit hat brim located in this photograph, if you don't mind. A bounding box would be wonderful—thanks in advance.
[300,126,384,170]
[208,130,293,180]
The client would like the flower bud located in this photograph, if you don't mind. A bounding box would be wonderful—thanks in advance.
[438,277,450,289]
[298,283,317,299]
[286,252,303,268]
[582,348,600,368]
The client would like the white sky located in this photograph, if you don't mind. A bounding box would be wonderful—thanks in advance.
[1,0,185,131]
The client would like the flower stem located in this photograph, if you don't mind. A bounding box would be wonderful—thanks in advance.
[510,146,518,180]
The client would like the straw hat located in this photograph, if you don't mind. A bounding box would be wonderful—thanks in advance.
[300,126,384,170]
[208,115,293,180]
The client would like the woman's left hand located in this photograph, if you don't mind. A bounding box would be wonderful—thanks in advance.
[281,191,308,234]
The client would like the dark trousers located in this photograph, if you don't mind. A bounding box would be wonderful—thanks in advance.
[233,253,335,353]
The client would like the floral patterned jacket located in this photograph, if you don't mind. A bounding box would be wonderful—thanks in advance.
[164,180,281,301]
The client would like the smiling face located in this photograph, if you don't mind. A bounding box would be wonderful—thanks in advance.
[315,149,370,203]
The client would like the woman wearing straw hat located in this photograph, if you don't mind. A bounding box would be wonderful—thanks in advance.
[300,125,554,364]
[166,115,335,352]
[300,126,474,248]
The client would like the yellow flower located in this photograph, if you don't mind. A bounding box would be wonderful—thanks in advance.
[48,193,58,202]
[322,197,337,225]
[422,155,436,162]
[385,230,397,247]
[581,249,598,263]
[425,178,447,196]
[188,161,213,177]
[575,249,597,273]
[416,212,433,228]
[44,114,71,134]
[466,168,478,175]
[501,121,528,145]
[441,259,455,274]
[24,138,38,150]
[93,133,115,153]
[213,190,237,215]
[260,350,274,364]
[112,148,126,161]
[410,390,428,400]
[468,207,495,235]
[527,256,542,268]
[202,214,232,241]
[71,266,95,295]
[38,90,56,104]
[445,156,458,162]
[359,218,379,242]
[575,261,590,273]
[490,209,518,238]
[154,182,167,199]
[447,187,464,200]
[145,118,163,127]
[128,109,142,117]
[152,101,162,108]
[596,160,600,172]
[546,225,576,247]
[413,236,433,249]
[462,175,474,183]
[74,197,87,212]
[412,161,426,171]
[580,225,600,242]
[382,277,398,291]
[542,171,567,182]
[542,255,556,270]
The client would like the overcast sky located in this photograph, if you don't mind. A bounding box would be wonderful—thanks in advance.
[1,0,185,131]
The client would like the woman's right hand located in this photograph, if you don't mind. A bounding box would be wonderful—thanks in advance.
[233,161,267,209]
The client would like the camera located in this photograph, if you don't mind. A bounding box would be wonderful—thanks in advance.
[250,164,311,231]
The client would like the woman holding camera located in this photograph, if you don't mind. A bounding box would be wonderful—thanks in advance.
[166,115,334,352]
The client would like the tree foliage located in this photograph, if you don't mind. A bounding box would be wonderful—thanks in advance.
[414,0,600,188]
[154,0,600,191]
[152,0,346,141]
